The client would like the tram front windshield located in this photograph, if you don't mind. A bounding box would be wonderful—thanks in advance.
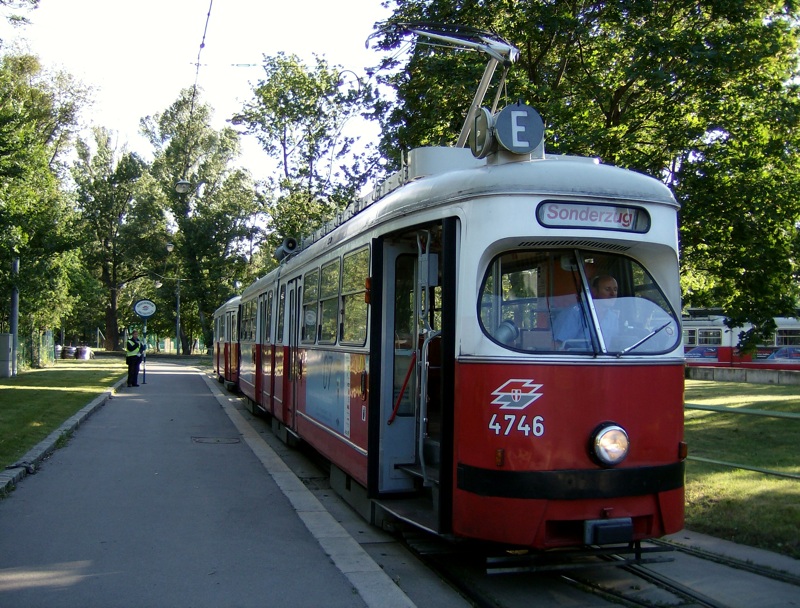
[479,250,680,355]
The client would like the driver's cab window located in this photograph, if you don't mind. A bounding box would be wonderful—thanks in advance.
[479,250,680,355]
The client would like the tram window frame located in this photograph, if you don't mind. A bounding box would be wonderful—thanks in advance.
[249,301,256,341]
[341,247,370,346]
[230,311,238,343]
[261,291,274,345]
[683,328,697,347]
[242,300,255,342]
[776,329,800,346]
[302,269,320,343]
[277,285,286,344]
[697,329,722,345]
[252,301,257,340]
[318,260,341,344]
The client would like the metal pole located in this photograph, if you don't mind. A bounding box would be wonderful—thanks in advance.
[10,257,19,377]
[142,318,147,384]
[176,280,181,355]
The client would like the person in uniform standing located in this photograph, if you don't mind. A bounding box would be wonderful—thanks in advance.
[126,330,146,387]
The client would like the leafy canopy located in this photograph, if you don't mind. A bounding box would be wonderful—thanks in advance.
[371,1,800,346]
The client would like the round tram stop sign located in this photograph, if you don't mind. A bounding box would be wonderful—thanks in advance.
[133,299,157,319]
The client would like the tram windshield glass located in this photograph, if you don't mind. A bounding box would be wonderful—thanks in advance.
[479,250,680,355]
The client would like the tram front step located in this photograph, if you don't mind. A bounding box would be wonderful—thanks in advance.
[397,463,440,486]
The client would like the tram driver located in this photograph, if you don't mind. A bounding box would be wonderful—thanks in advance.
[552,275,619,349]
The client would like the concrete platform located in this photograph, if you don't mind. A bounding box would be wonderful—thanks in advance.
[0,361,430,607]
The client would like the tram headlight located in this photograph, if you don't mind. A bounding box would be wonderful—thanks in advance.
[591,423,629,466]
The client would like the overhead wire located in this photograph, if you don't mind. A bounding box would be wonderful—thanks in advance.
[187,0,214,127]
[180,0,214,184]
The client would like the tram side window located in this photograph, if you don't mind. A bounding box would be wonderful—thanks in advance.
[302,269,319,343]
[341,247,370,345]
[776,329,800,346]
[230,312,238,342]
[249,301,256,341]
[242,301,256,341]
[698,329,722,345]
[683,328,697,347]
[277,286,286,343]
[261,291,273,344]
[319,260,340,343]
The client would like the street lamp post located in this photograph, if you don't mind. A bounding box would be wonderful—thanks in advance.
[164,242,182,355]
[175,279,181,356]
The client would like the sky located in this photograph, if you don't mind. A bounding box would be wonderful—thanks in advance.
[0,0,391,176]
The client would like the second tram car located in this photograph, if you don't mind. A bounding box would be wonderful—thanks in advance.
[683,310,800,367]
[214,28,686,557]
[213,296,240,388]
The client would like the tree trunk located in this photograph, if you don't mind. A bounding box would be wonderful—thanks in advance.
[180,328,191,355]
[104,287,120,350]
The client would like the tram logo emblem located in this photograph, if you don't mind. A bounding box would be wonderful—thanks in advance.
[491,379,543,410]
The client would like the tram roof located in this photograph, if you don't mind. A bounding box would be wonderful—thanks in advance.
[213,295,241,316]
[296,147,678,253]
[241,274,274,301]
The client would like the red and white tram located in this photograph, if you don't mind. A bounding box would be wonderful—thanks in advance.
[683,310,800,367]
[216,28,686,557]
[213,295,240,389]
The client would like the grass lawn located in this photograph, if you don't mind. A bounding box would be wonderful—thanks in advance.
[0,358,127,469]
[684,379,800,559]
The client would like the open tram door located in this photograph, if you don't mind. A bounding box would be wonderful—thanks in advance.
[272,277,300,444]
[371,219,457,534]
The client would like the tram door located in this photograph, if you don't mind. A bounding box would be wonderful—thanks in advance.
[378,227,445,495]
[273,285,287,422]
[285,277,301,431]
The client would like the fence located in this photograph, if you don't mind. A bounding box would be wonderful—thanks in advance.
[684,402,799,480]
[686,365,800,386]
[16,329,55,370]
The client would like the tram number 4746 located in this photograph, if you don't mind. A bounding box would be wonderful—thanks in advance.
[489,414,545,437]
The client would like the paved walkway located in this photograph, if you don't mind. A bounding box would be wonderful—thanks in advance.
[0,361,418,608]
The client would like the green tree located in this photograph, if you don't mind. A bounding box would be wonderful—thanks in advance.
[371,2,800,342]
[142,88,263,352]
[71,126,169,350]
[237,52,379,250]
[0,53,82,349]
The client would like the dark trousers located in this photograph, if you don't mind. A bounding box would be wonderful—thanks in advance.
[126,356,141,386]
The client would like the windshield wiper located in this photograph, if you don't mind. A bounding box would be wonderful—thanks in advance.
[616,321,672,357]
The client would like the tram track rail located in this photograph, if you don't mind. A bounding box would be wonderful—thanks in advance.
[559,538,800,608]
[396,524,800,608]
[650,537,800,587]
[589,556,730,608]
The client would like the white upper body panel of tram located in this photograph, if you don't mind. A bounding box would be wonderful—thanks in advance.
[214,295,241,317]
[294,145,679,261]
